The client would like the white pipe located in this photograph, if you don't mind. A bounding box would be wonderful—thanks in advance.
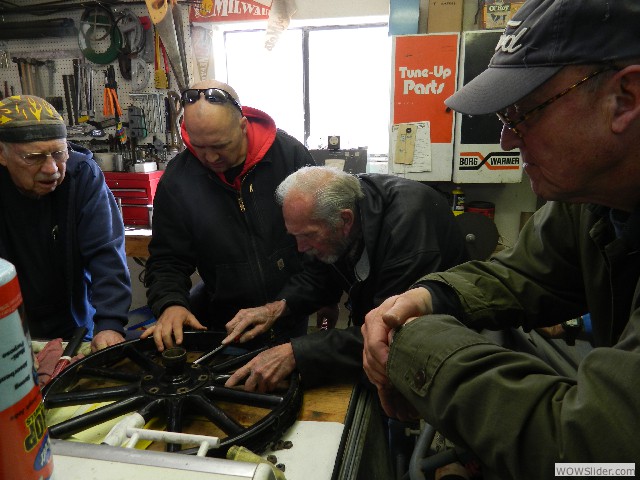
[125,427,220,456]
[102,413,146,447]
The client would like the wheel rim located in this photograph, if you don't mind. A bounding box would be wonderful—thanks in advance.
[42,332,302,457]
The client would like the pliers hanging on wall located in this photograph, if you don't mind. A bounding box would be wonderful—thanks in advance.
[103,65,127,143]
[103,65,122,118]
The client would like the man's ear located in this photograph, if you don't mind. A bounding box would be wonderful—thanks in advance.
[340,209,354,235]
[611,65,640,134]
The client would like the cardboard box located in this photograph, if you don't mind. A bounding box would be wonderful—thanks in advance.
[481,1,526,30]
[427,0,464,33]
[452,31,522,183]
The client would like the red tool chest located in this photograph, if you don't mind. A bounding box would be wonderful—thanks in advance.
[104,171,163,227]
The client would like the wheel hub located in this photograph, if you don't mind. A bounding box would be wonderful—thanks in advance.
[140,347,210,396]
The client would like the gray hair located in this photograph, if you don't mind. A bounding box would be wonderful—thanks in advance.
[276,166,364,227]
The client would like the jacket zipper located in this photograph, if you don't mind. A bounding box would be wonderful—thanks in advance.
[238,169,271,308]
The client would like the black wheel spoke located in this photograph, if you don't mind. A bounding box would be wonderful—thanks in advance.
[76,366,141,382]
[48,395,149,439]
[189,393,244,436]
[124,345,163,374]
[165,398,185,452]
[45,383,140,408]
[202,385,284,409]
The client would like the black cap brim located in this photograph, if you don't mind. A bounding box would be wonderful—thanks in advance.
[445,65,561,115]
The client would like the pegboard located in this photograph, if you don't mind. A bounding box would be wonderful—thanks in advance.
[0,2,196,149]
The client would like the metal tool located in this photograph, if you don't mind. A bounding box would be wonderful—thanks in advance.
[146,0,189,92]
[48,326,88,384]
[192,343,226,365]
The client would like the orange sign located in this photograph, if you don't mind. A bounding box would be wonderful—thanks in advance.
[190,0,270,22]
[393,34,460,143]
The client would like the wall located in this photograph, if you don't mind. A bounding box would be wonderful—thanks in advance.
[293,0,390,19]
[283,0,539,247]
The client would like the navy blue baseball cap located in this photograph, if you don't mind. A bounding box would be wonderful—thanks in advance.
[446,0,640,115]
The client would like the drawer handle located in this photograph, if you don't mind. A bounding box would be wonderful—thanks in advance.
[111,188,147,193]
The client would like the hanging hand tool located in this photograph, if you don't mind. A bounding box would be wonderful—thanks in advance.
[154,27,169,89]
[12,57,25,94]
[167,90,184,150]
[23,59,35,95]
[62,74,75,125]
[45,60,56,97]
[145,0,189,92]
[103,65,127,144]
[71,59,80,123]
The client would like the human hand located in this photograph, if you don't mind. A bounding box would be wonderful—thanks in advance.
[377,385,421,422]
[91,330,125,352]
[140,305,206,351]
[362,287,432,388]
[224,343,295,393]
[316,303,339,330]
[223,300,287,345]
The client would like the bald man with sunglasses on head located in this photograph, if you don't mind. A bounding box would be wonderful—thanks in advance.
[142,80,319,351]
[0,95,131,352]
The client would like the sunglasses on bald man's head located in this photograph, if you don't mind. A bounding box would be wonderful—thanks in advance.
[180,88,242,113]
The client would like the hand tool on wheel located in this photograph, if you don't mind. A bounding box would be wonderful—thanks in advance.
[47,327,87,385]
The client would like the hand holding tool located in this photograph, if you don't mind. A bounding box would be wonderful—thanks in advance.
[48,326,87,383]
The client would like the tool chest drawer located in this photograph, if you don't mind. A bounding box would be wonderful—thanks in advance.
[104,171,163,227]
[104,171,163,200]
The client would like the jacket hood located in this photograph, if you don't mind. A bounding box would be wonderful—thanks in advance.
[180,106,277,189]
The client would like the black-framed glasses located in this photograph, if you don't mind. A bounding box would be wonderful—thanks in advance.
[496,66,618,138]
[180,88,243,113]
[20,147,69,166]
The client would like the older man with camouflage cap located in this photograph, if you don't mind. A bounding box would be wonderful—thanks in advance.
[0,95,131,351]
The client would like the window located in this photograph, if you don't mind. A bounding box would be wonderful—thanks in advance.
[223,23,391,156]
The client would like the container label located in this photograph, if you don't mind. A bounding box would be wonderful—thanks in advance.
[0,262,53,479]
[0,386,53,479]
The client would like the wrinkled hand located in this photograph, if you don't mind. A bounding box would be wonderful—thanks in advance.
[362,287,432,389]
[224,343,295,393]
[140,305,207,351]
[223,300,287,345]
[91,330,125,352]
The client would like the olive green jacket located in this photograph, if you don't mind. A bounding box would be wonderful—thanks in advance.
[388,201,640,479]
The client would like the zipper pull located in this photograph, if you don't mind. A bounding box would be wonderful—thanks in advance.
[238,195,245,212]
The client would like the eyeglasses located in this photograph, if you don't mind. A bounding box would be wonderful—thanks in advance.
[496,66,617,138]
[20,148,69,166]
[180,88,243,113]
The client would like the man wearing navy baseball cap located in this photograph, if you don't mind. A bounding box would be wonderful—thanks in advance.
[362,0,640,478]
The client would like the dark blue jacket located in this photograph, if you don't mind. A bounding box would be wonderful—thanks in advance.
[0,143,131,339]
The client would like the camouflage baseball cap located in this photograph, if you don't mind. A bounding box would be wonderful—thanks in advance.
[0,95,66,143]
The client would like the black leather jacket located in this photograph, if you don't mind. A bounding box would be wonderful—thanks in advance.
[280,174,469,386]
[145,129,315,338]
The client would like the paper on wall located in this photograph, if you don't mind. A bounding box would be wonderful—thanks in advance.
[391,122,432,173]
